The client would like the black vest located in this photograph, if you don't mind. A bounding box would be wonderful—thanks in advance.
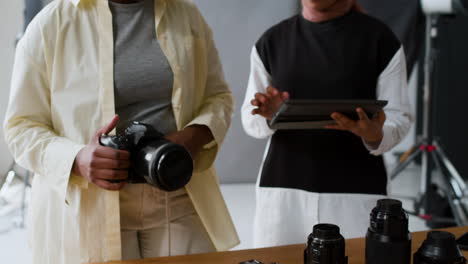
[256,12,401,195]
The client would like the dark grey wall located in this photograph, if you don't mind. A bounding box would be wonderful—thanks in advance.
[434,16,468,180]
[192,1,300,183]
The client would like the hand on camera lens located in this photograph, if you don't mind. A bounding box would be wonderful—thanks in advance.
[165,125,213,159]
[72,115,130,191]
[250,86,290,120]
[326,108,386,148]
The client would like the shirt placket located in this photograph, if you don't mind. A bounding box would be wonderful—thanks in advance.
[96,0,121,260]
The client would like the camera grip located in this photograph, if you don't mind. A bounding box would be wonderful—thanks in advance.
[99,134,120,149]
[99,134,130,184]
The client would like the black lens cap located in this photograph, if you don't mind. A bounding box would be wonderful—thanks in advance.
[377,199,403,214]
[414,231,467,264]
[427,231,456,248]
[312,224,341,240]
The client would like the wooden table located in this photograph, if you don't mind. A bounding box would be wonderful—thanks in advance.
[93,227,468,264]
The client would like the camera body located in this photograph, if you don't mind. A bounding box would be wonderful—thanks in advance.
[100,122,193,192]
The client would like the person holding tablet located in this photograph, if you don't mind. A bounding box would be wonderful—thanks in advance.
[241,0,413,247]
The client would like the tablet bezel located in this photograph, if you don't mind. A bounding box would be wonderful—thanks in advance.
[268,99,388,130]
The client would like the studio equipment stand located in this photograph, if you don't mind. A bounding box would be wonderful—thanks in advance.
[390,14,468,226]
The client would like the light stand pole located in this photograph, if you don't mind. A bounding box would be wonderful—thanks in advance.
[390,14,468,226]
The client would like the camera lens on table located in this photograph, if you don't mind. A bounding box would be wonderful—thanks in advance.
[414,231,467,264]
[304,223,348,264]
[365,199,411,264]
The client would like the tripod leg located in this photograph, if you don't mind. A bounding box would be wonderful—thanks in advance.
[433,141,467,195]
[421,145,433,214]
[430,150,467,226]
[20,171,30,229]
[0,162,16,191]
[390,144,424,180]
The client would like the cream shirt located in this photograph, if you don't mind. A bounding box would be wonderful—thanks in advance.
[3,0,239,263]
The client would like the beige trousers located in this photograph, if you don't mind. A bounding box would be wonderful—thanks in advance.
[121,213,216,260]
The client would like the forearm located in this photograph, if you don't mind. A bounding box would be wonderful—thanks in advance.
[166,125,214,158]
[367,47,413,155]
[185,125,214,150]
[241,46,275,139]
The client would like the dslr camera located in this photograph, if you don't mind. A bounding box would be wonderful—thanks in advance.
[100,122,193,192]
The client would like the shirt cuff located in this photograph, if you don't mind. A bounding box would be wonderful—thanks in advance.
[363,125,394,156]
[43,139,87,203]
[185,118,227,172]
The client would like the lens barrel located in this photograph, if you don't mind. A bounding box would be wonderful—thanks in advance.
[414,231,467,264]
[304,224,348,264]
[365,199,411,264]
[133,140,193,192]
[100,122,193,191]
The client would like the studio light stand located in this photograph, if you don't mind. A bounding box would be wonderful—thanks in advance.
[390,13,468,226]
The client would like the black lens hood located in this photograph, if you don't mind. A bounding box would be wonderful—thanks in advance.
[153,143,193,191]
[414,231,467,264]
[305,224,348,264]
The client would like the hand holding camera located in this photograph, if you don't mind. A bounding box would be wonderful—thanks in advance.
[72,115,130,191]
[99,121,195,192]
[74,115,210,192]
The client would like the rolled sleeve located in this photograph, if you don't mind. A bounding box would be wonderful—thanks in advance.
[3,27,88,205]
[185,12,234,172]
[364,47,413,156]
[241,46,275,139]
[44,138,87,190]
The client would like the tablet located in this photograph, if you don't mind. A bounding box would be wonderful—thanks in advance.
[268,99,388,130]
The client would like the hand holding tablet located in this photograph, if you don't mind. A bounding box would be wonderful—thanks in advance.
[327,107,386,147]
[250,86,290,120]
[264,99,388,130]
[250,87,388,144]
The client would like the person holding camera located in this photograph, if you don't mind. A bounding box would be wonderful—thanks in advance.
[241,0,413,247]
[3,0,239,263]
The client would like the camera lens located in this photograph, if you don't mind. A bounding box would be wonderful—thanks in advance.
[304,224,347,264]
[414,231,467,264]
[365,199,411,264]
[134,140,193,192]
[156,145,193,191]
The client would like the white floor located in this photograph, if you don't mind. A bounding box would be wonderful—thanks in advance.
[0,164,429,263]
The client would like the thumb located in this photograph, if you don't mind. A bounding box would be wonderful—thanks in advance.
[373,111,386,124]
[94,115,120,141]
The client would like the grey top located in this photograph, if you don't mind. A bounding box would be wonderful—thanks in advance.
[110,0,190,231]
[109,0,176,135]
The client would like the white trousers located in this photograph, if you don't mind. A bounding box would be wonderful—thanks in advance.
[253,187,386,248]
[121,213,215,260]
